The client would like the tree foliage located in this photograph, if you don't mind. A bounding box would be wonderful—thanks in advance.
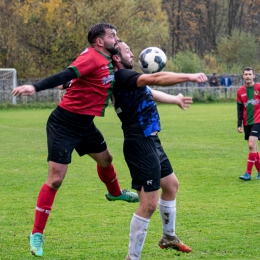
[217,30,259,71]
[1,0,260,77]
[162,0,260,58]
[0,0,168,77]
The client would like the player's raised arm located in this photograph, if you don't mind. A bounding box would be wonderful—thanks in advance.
[137,72,207,87]
[12,68,77,97]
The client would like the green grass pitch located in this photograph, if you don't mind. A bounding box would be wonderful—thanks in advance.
[1,103,260,259]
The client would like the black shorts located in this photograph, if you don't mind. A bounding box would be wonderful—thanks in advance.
[123,135,173,192]
[47,106,107,164]
[244,123,260,140]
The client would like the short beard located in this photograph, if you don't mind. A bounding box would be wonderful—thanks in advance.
[105,43,119,55]
[121,58,133,70]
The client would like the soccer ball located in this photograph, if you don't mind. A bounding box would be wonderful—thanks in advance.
[138,47,167,74]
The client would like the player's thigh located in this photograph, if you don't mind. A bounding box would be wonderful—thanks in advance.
[47,110,81,164]
[124,137,161,192]
[88,149,113,167]
[75,122,111,166]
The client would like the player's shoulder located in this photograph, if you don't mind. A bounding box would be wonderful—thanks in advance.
[79,47,92,55]
[238,85,246,90]
[115,69,140,81]
[115,69,138,76]
[79,47,105,59]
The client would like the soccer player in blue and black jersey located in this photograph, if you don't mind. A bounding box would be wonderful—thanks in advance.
[112,41,207,260]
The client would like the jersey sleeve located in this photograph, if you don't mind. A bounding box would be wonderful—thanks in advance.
[237,103,243,127]
[236,87,245,127]
[33,68,77,92]
[115,69,142,89]
[68,48,97,78]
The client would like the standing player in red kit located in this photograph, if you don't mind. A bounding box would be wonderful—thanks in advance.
[237,67,260,181]
[12,23,138,257]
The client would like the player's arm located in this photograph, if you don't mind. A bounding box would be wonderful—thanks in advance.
[57,81,71,90]
[237,102,243,133]
[150,88,192,110]
[136,72,207,87]
[12,68,76,97]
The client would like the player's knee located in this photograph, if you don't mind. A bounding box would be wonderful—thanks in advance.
[146,202,157,215]
[164,176,179,192]
[248,143,256,152]
[51,180,63,189]
[47,172,65,189]
[99,154,113,168]
[174,179,179,191]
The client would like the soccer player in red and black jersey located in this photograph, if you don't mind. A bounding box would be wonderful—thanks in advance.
[237,67,260,181]
[12,23,138,257]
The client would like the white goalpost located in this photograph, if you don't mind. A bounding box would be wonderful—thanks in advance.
[0,68,17,105]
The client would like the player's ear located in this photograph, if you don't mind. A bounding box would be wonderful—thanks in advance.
[96,37,104,47]
[112,54,120,62]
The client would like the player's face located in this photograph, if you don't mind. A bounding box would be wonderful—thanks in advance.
[103,29,119,55]
[243,70,255,87]
[119,42,134,69]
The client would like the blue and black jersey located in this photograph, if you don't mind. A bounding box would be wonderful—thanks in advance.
[112,69,161,141]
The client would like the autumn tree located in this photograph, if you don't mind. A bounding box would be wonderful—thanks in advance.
[2,0,260,77]
[3,0,168,77]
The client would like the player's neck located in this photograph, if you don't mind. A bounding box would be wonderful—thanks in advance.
[246,81,255,87]
[94,46,111,57]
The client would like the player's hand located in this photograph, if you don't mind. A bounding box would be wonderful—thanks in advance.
[177,93,193,110]
[12,85,36,97]
[238,127,243,133]
[190,73,208,83]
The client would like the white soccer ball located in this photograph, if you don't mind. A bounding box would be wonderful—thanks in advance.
[138,47,167,74]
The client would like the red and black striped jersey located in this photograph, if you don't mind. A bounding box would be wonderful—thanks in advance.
[237,83,260,126]
[59,47,114,117]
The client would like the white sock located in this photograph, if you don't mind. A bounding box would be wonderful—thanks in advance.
[128,213,150,260]
[158,198,176,236]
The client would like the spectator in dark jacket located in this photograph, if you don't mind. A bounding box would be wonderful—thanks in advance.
[209,73,219,86]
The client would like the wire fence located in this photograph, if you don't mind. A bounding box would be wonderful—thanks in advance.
[0,72,257,104]
[0,85,239,104]
[150,85,239,101]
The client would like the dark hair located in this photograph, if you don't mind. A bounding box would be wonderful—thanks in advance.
[243,67,255,74]
[87,23,117,45]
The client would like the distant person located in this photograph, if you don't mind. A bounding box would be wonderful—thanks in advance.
[221,73,232,98]
[198,81,206,98]
[209,73,219,98]
[112,40,208,260]
[209,73,218,87]
[237,67,260,181]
